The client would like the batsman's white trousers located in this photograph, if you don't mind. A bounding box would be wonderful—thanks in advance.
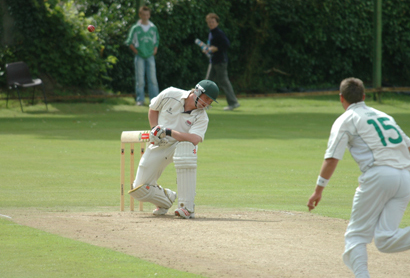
[343,166,410,277]
[133,142,199,187]
[133,143,178,188]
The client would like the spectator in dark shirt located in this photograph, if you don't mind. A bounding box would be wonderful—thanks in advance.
[205,13,240,111]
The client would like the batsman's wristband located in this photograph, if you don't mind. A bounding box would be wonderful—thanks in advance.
[166,128,172,136]
[316,176,329,187]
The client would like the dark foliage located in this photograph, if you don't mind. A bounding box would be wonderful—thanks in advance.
[1,0,410,96]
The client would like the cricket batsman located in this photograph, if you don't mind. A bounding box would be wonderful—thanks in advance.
[129,80,219,219]
[307,77,410,277]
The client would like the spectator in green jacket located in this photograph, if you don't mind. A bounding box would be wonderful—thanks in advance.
[125,6,160,106]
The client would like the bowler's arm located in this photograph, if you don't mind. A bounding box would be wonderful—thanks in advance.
[307,158,339,211]
[319,158,339,180]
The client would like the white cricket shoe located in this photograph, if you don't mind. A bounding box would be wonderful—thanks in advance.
[174,207,195,219]
[153,207,168,215]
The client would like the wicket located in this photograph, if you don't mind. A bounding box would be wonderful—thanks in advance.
[120,130,150,211]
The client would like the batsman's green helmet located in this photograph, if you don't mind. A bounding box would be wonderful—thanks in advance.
[195,80,219,103]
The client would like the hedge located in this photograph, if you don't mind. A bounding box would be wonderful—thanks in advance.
[1,0,409,96]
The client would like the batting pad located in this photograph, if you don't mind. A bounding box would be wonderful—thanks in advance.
[129,184,176,209]
[173,142,197,212]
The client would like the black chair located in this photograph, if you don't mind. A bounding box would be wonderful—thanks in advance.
[6,61,48,112]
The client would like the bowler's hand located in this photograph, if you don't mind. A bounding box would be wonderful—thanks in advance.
[307,191,322,211]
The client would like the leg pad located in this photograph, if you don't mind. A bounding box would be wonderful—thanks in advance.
[129,184,176,209]
[173,142,197,212]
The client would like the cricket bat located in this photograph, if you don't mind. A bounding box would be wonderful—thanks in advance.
[121,130,150,143]
[195,39,211,58]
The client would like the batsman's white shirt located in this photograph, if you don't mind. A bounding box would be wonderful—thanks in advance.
[149,87,209,143]
[325,101,410,172]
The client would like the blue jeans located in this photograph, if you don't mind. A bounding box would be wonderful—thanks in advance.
[134,55,159,102]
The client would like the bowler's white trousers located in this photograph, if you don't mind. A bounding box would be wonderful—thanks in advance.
[343,166,410,278]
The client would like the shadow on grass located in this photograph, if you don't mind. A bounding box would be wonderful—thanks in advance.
[1,96,410,142]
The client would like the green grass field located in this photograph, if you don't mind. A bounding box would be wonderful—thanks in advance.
[1,93,410,277]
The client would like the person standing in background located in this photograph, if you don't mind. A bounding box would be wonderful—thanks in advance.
[205,13,240,111]
[125,6,160,106]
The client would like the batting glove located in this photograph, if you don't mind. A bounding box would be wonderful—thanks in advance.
[150,125,166,144]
